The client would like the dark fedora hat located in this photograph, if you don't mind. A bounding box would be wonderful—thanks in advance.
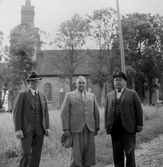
[26,71,42,81]
[61,133,72,149]
[113,71,126,81]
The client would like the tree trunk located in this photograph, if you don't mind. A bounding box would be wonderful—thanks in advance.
[132,75,135,90]
[69,75,73,91]
[0,90,2,109]
[149,84,152,105]
[23,79,27,90]
[99,83,105,107]
[2,89,6,106]
[148,78,152,105]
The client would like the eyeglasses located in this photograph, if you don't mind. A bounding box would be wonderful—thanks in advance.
[78,82,86,84]
[30,80,40,84]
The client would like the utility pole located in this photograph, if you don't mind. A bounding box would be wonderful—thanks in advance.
[116,0,126,74]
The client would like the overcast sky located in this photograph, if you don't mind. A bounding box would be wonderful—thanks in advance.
[0,0,163,47]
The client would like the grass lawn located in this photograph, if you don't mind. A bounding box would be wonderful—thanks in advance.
[0,105,163,167]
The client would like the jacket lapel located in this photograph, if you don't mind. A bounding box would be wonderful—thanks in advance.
[121,88,129,103]
[109,91,116,113]
[112,90,116,101]
[84,91,89,105]
[74,90,85,104]
[111,90,116,106]
[38,92,44,112]
[25,89,34,109]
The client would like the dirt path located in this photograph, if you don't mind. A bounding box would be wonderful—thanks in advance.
[106,134,163,167]
[135,134,163,167]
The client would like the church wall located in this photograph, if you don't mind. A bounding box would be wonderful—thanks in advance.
[38,76,103,110]
[38,77,61,110]
[38,76,77,110]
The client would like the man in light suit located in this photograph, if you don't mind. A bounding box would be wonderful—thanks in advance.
[105,72,143,167]
[60,76,100,167]
[13,71,50,167]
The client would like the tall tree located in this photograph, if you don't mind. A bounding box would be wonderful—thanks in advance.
[51,13,89,91]
[9,24,40,89]
[0,31,4,61]
[0,33,12,111]
[0,62,12,110]
[87,8,120,106]
[122,13,163,105]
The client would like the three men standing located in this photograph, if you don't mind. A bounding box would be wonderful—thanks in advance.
[13,71,50,167]
[60,76,100,167]
[105,72,143,167]
[13,71,143,167]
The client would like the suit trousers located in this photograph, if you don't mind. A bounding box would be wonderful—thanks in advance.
[19,131,44,167]
[111,132,136,167]
[70,125,96,167]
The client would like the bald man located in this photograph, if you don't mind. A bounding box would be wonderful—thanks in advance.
[60,76,100,167]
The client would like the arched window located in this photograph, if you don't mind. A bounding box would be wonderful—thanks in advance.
[44,83,52,102]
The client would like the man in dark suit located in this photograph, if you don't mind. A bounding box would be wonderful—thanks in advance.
[60,76,100,167]
[13,71,50,167]
[105,72,143,167]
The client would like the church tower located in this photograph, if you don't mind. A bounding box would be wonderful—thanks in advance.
[21,0,35,26]
[20,0,39,61]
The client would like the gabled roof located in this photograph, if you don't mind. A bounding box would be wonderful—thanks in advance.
[36,50,94,76]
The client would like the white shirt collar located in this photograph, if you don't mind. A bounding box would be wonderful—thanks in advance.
[30,88,38,96]
[77,89,85,94]
[116,87,124,93]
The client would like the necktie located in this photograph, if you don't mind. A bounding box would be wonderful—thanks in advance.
[34,91,37,97]
[118,89,121,92]
[81,91,85,101]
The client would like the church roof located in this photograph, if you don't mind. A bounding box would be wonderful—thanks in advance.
[36,50,93,77]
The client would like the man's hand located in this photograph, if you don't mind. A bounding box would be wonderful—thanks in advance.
[16,130,24,139]
[136,125,143,133]
[64,129,70,137]
[45,129,51,137]
[94,129,99,136]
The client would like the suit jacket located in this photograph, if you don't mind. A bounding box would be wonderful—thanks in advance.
[105,87,143,134]
[60,90,100,133]
[13,89,50,135]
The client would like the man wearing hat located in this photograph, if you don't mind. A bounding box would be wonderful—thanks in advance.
[104,71,143,167]
[13,71,50,167]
